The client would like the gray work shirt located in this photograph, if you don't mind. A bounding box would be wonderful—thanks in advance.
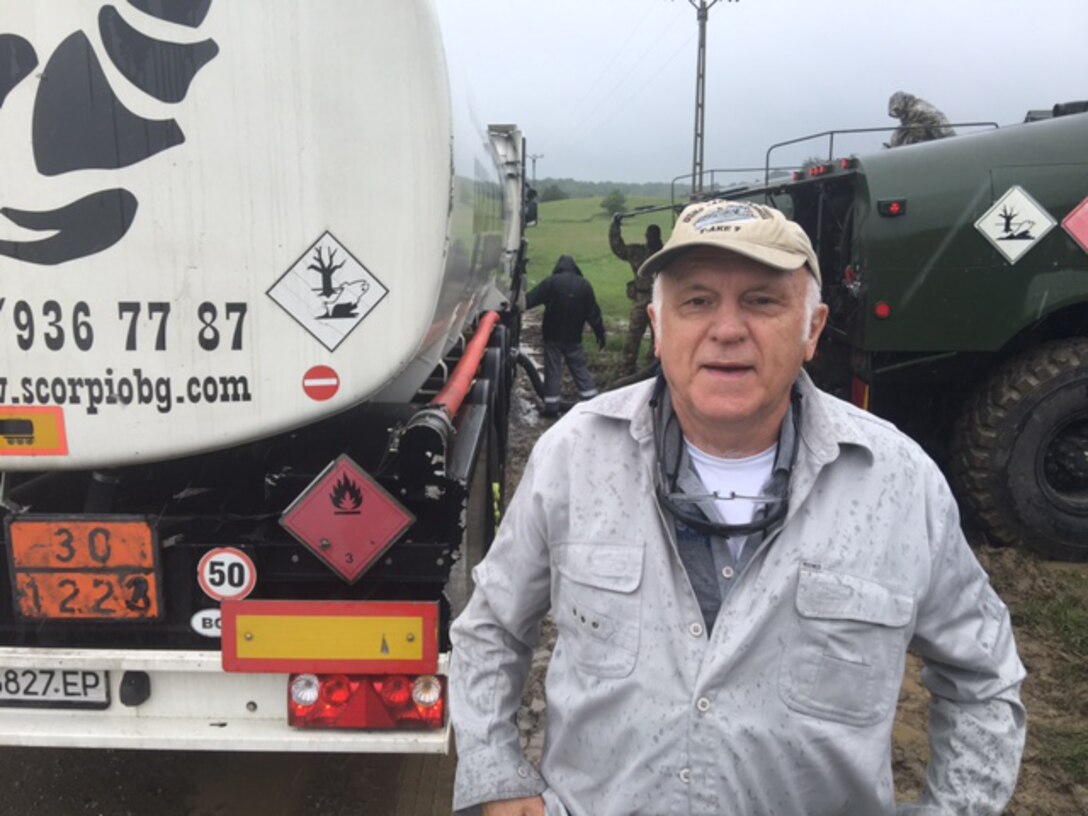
[663,390,795,630]
[450,374,1026,816]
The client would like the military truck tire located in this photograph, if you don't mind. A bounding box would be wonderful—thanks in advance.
[951,338,1088,562]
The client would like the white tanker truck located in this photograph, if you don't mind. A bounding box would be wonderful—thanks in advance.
[0,0,530,752]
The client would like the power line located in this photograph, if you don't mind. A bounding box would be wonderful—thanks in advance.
[545,7,690,157]
[563,1,658,122]
[560,30,695,151]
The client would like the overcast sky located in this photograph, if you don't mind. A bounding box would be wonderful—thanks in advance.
[436,0,1087,184]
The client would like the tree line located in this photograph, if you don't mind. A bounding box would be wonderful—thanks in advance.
[536,177,672,202]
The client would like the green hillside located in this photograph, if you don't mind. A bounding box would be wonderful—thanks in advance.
[522,195,674,386]
[525,196,673,322]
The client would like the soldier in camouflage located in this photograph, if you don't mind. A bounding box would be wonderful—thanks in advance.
[609,215,664,374]
[886,91,956,147]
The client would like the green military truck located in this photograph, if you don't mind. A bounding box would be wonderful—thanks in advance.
[721,104,1088,561]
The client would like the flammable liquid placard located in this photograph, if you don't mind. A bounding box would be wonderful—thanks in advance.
[279,454,414,583]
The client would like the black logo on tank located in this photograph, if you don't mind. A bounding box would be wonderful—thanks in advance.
[0,1,218,266]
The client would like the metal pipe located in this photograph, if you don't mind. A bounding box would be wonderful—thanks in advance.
[429,311,501,418]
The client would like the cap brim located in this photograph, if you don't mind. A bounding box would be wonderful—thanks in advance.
[638,240,810,279]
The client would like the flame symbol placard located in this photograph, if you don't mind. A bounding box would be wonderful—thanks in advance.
[330,474,363,514]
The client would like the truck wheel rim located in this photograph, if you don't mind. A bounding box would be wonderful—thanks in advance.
[1039,413,1088,515]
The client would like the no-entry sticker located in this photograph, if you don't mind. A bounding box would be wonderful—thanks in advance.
[302,366,339,401]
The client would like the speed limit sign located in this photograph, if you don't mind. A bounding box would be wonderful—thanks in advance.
[197,548,257,602]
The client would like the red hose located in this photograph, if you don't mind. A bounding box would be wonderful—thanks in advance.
[429,311,501,417]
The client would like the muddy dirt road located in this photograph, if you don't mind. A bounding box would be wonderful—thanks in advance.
[0,748,454,815]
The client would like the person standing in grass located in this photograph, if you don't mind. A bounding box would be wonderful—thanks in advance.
[525,255,606,418]
[610,214,664,375]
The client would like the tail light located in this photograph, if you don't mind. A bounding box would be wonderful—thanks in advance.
[288,673,446,730]
[877,198,907,217]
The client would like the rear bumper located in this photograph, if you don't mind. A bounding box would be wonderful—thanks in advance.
[0,647,450,753]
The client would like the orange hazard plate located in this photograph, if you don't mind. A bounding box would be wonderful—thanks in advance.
[5,517,161,621]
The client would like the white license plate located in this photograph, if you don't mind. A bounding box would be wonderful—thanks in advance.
[0,668,110,709]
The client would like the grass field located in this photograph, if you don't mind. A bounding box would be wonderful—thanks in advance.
[523,195,674,382]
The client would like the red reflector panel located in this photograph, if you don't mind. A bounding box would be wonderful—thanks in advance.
[874,301,892,319]
[221,600,439,674]
[288,674,446,730]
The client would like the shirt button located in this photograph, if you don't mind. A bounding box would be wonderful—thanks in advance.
[696,697,711,713]
[516,766,529,778]
[679,768,692,784]
[689,622,704,638]
[721,566,735,579]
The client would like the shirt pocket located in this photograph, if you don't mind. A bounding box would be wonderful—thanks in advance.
[779,565,914,726]
[553,539,644,679]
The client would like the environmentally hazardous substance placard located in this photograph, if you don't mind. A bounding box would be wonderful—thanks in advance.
[267,232,389,352]
[974,185,1056,264]
[279,455,414,583]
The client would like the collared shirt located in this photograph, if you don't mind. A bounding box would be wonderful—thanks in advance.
[661,387,795,630]
[450,374,1026,816]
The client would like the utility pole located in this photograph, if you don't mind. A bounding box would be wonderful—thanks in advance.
[687,0,734,196]
[528,153,544,186]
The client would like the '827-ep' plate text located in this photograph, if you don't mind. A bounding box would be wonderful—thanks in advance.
[0,668,110,709]
[5,517,162,620]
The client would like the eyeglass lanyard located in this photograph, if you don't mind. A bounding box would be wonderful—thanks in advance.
[650,374,800,539]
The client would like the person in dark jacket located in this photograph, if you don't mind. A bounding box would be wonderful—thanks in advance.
[525,255,607,418]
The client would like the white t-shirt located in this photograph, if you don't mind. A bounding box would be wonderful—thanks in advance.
[686,441,777,559]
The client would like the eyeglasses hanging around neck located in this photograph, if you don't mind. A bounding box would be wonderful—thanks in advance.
[664,490,785,505]
[650,374,799,539]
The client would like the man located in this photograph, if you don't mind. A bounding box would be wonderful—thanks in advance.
[887,90,956,147]
[451,199,1026,816]
[610,214,663,374]
[525,255,606,418]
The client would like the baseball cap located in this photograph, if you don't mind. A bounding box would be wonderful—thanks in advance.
[638,199,821,285]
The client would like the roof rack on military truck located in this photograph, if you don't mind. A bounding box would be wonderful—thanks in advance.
[759,121,1001,187]
[668,121,1002,212]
